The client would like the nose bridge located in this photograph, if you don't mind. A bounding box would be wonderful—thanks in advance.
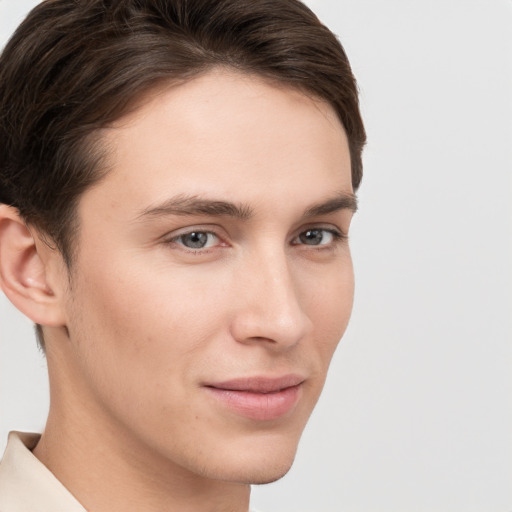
[231,242,312,347]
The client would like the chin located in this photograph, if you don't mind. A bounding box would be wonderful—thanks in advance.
[219,456,295,485]
[204,433,300,485]
[244,464,295,485]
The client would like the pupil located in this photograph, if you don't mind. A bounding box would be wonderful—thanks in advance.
[184,232,208,248]
[300,229,323,245]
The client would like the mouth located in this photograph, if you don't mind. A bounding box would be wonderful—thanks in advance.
[204,375,305,421]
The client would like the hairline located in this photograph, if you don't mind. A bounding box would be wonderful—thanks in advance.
[54,66,357,269]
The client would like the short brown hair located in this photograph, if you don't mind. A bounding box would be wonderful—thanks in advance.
[0,0,366,346]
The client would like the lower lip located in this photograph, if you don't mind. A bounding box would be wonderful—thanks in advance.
[205,384,302,421]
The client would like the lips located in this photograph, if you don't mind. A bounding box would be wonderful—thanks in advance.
[204,375,305,421]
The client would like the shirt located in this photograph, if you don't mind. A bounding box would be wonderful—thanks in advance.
[0,431,261,512]
[0,431,85,512]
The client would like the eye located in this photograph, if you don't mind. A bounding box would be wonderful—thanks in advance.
[293,228,341,246]
[173,231,220,250]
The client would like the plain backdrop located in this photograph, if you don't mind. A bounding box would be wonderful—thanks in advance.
[1,1,511,511]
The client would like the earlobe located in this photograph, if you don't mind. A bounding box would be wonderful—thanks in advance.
[0,205,66,327]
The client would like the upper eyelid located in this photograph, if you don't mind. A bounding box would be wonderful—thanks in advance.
[291,227,345,244]
[292,223,346,238]
[165,228,228,253]
[162,223,347,244]
[162,224,225,240]
[170,229,219,240]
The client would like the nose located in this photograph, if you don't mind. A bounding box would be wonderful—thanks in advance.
[229,248,313,350]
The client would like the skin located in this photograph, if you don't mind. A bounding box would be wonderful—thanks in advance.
[0,69,355,512]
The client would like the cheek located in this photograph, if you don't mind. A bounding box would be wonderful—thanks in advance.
[66,244,354,388]
[63,257,229,436]
[303,260,354,362]
[67,255,231,374]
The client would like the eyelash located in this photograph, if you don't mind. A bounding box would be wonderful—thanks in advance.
[290,228,346,247]
[166,226,346,254]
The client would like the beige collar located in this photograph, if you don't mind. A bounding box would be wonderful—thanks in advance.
[0,431,261,512]
[0,431,86,512]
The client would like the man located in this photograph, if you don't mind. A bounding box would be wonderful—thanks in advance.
[0,1,365,510]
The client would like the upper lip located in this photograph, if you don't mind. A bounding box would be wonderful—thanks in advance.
[205,374,305,393]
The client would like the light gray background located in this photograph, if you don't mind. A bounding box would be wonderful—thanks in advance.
[1,1,511,511]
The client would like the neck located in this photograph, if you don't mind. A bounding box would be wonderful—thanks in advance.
[34,410,251,512]
[34,344,251,512]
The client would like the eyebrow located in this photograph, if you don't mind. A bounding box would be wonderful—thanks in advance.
[137,194,253,220]
[136,191,357,221]
[303,192,358,217]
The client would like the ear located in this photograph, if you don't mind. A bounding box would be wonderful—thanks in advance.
[0,205,67,327]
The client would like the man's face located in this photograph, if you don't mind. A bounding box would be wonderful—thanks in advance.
[55,70,355,484]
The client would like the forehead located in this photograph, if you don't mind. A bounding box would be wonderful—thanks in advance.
[82,69,352,221]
